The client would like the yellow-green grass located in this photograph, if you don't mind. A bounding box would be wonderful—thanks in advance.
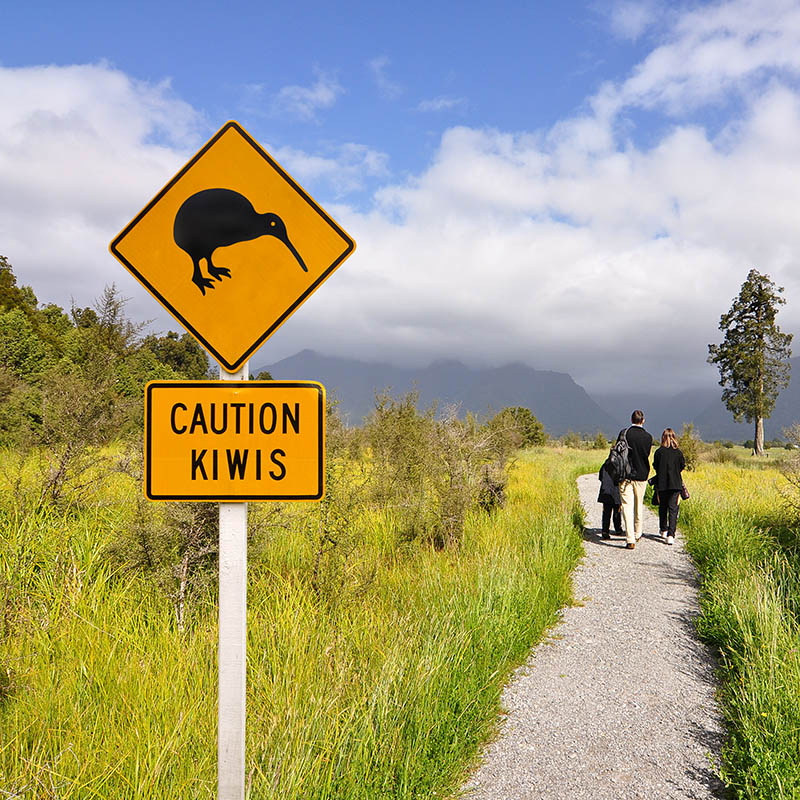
[1,448,597,799]
[679,462,800,799]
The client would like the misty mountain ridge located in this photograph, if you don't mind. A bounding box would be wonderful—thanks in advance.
[256,350,800,441]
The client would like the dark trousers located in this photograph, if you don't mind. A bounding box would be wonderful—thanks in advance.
[601,502,622,533]
[658,490,680,535]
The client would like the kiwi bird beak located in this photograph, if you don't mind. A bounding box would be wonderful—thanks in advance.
[281,234,308,272]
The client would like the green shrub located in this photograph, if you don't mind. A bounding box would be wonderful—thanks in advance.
[488,406,547,452]
[678,422,700,470]
[710,447,738,464]
[363,393,512,549]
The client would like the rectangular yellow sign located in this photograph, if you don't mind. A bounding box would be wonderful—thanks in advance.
[145,381,325,501]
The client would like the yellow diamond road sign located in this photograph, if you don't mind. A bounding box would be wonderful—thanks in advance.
[110,121,355,372]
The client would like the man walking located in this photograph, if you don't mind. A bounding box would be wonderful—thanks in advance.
[618,410,653,550]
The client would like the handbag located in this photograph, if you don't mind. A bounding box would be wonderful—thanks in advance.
[648,475,659,505]
[680,481,690,500]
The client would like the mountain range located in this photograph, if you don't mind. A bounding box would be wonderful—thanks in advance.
[255,350,800,442]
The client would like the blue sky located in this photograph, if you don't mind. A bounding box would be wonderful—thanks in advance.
[5,1,651,189]
[3,0,800,392]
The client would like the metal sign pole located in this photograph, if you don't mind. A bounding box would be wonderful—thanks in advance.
[218,361,249,800]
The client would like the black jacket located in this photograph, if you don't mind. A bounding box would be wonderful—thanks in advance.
[653,446,685,491]
[618,425,653,481]
[597,461,621,505]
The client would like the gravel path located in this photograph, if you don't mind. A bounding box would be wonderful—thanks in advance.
[461,474,727,800]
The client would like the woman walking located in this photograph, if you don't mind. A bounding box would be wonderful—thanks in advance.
[652,428,686,545]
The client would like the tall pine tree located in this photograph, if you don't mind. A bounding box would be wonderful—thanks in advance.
[708,269,792,455]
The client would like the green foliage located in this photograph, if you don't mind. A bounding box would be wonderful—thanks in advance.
[709,446,738,464]
[0,376,41,443]
[361,392,507,549]
[488,406,547,451]
[113,346,182,400]
[0,308,56,381]
[33,367,130,506]
[106,444,279,631]
[0,254,38,317]
[251,369,274,381]
[0,259,223,509]
[0,260,213,445]
[708,269,793,455]
[106,493,218,633]
[365,390,434,504]
[678,422,700,471]
[777,424,800,519]
[141,330,210,379]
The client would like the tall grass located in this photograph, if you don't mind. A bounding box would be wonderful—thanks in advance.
[679,463,800,799]
[1,448,595,798]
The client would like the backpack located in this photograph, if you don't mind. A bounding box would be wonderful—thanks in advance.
[606,428,632,483]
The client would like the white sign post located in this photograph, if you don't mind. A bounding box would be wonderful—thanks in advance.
[218,361,248,800]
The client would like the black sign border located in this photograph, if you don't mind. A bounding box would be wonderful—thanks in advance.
[110,121,355,373]
[144,380,325,501]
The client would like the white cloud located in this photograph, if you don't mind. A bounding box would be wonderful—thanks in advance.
[0,62,202,322]
[238,82,268,117]
[272,68,343,121]
[272,142,390,195]
[607,0,664,40]
[368,56,403,99]
[264,0,800,392]
[416,96,466,113]
[606,0,800,116]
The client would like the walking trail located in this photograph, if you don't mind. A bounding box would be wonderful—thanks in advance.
[461,474,727,800]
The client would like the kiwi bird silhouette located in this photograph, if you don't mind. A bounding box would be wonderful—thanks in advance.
[173,188,308,295]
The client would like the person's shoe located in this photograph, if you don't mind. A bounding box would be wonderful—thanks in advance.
[635,531,643,541]
[666,535,675,546]
[601,531,611,540]
[626,542,635,549]
[660,531,668,541]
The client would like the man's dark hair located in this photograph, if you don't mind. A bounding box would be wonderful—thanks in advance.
[631,410,645,425]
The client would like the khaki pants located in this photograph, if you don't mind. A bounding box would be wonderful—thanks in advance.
[620,479,647,544]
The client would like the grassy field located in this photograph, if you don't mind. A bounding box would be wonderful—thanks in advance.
[679,456,800,799]
[0,447,598,799]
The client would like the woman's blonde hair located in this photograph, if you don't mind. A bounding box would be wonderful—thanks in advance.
[661,428,679,448]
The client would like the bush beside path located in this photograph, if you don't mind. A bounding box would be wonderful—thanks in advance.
[462,473,727,800]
